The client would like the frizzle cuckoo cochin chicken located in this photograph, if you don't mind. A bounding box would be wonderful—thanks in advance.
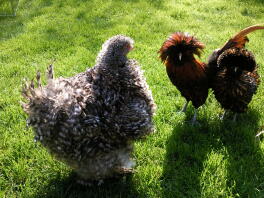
[22,35,156,185]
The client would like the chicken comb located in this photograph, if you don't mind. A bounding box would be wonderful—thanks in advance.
[220,24,264,52]
[158,32,205,63]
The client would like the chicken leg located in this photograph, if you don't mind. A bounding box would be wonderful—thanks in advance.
[180,101,189,113]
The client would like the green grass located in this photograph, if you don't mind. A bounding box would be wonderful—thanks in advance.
[1,0,264,197]
[0,0,19,16]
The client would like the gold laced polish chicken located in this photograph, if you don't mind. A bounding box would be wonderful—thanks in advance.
[208,24,264,120]
[22,35,156,185]
[159,32,208,125]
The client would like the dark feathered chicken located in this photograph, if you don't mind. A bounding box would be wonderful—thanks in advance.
[159,32,208,124]
[212,48,260,119]
[208,25,264,82]
[22,35,156,184]
[208,24,264,120]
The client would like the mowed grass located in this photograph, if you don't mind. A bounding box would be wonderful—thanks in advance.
[0,0,264,197]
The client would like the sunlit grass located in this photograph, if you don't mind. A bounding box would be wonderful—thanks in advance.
[0,0,264,197]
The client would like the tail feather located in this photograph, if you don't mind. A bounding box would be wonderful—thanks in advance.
[36,71,42,87]
[21,80,30,99]
[47,64,54,80]
[22,79,36,99]
[22,65,54,112]
[30,79,35,89]
[22,70,44,101]
[220,24,264,52]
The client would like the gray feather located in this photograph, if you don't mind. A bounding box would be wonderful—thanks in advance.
[22,35,156,183]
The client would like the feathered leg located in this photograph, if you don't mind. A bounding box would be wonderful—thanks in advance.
[180,101,189,113]
[190,108,198,125]
[232,113,237,122]
[220,110,226,121]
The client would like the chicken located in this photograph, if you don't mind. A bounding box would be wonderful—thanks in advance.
[22,35,156,184]
[208,24,264,120]
[212,48,260,120]
[208,25,264,82]
[158,32,208,124]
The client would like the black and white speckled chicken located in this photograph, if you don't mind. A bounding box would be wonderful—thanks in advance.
[208,24,264,120]
[22,35,156,184]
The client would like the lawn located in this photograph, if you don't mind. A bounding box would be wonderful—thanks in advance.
[0,0,264,197]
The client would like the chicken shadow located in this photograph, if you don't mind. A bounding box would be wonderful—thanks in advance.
[0,0,117,43]
[32,173,147,198]
[161,109,264,197]
[220,110,264,197]
[114,0,164,9]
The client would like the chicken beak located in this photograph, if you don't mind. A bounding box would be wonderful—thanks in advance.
[179,52,182,61]
[128,44,134,51]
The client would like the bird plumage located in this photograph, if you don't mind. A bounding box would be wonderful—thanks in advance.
[159,32,208,123]
[208,24,264,84]
[22,35,156,184]
[212,48,260,113]
[207,24,264,117]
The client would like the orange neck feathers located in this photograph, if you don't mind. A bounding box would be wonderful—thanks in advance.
[159,32,205,64]
[159,32,207,81]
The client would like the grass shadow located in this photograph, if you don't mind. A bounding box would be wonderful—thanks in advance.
[162,108,263,197]
[32,173,146,198]
[222,110,264,197]
[161,123,214,197]
[0,0,118,42]
[240,0,264,4]
[0,15,25,41]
